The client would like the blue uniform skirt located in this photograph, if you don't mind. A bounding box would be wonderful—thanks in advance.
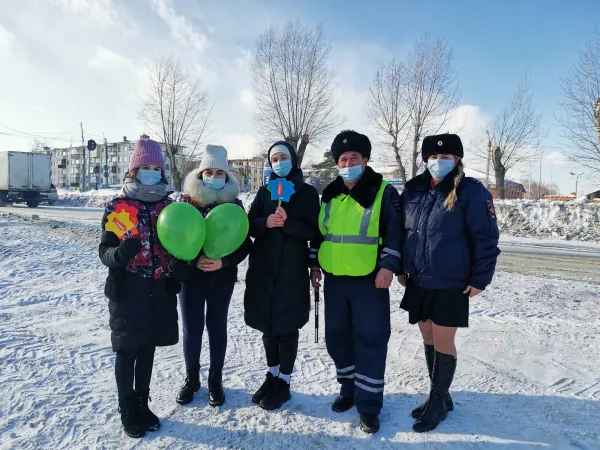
[400,277,469,328]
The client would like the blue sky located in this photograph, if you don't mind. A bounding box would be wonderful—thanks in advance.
[0,0,598,194]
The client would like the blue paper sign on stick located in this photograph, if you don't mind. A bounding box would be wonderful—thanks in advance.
[267,179,295,203]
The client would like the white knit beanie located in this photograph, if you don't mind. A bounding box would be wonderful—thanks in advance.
[269,143,292,160]
[199,145,231,174]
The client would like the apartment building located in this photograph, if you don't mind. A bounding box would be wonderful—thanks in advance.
[51,136,181,189]
[229,157,266,193]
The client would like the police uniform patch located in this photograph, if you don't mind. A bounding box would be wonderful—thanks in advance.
[486,200,496,219]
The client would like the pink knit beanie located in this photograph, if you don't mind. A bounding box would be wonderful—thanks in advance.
[129,139,166,172]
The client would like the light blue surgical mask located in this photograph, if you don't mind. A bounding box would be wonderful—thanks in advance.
[428,159,455,180]
[137,168,162,186]
[338,164,364,183]
[272,160,293,177]
[203,176,226,191]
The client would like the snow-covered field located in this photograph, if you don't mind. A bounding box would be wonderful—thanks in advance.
[1,215,599,449]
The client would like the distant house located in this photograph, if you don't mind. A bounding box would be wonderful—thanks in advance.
[586,189,600,200]
[485,180,527,199]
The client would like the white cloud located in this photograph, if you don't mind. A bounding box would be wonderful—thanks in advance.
[545,151,569,167]
[0,25,15,56]
[150,0,207,52]
[238,88,254,110]
[88,45,136,72]
[51,0,122,28]
[218,134,259,159]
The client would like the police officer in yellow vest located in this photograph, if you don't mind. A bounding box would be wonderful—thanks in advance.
[310,130,403,434]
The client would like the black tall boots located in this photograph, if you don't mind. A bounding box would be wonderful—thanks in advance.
[413,351,457,433]
[411,344,454,419]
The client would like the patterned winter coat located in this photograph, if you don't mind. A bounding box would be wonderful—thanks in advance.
[170,171,252,285]
[99,194,180,351]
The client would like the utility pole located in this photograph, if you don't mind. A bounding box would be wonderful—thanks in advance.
[485,137,491,189]
[80,122,86,192]
[538,156,542,200]
[104,133,109,187]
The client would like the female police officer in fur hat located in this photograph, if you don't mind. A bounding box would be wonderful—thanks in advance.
[398,133,500,433]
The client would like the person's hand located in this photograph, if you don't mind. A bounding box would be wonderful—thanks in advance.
[375,268,393,289]
[275,206,287,221]
[198,256,223,272]
[119,238,143,260]
[266,214,285,228]
[311,269,322,290]
[464,286,483,297]
[397,274,407,287]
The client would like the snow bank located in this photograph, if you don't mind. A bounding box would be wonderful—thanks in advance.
[495,199,600,242]
[57,189,121,208]
[57,190,600,242]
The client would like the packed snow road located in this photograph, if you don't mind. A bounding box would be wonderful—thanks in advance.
[4,203,600,260]
[1,215,599,449]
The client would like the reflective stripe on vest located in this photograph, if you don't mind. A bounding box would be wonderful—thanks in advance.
[318,181,388,276]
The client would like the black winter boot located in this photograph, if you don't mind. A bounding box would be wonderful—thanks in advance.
[208,369,225,407]
[259,377,291,411]
[359,413,380,434]
[331,395,355,413]
[251,372,277,405]
[176,370,200,405]
[413,351,457,433]
[411,344,454,419]
[135,390,160,431]
[118,393,145,439]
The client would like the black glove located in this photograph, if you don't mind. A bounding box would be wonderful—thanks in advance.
[170,259,193,282]
[118,238,143,262]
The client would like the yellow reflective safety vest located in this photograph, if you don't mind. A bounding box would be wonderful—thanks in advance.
[318,181,388,276]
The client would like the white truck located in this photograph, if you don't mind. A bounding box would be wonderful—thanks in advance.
[0,151,52,208]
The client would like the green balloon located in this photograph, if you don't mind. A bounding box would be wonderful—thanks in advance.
[203,203,249,260]
[157,202,206,261]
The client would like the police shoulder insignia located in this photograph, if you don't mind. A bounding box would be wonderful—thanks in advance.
[486,200,496,219]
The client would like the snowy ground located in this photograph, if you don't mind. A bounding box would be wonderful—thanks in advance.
[1,215,599,449]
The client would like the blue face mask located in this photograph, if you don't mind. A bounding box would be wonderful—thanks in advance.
[137,168,162,186]
[272,160,293,177]
[203,176,226,191]
[338,164,364,183]
[428,159,455,180]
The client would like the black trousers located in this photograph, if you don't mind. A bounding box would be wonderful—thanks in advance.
[262,330,299,375]
[115,345,156,398]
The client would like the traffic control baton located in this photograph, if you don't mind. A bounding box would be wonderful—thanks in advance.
[314,287,320,343]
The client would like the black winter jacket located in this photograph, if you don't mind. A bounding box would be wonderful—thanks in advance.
[244,168,320,336]
[99,195,180,352]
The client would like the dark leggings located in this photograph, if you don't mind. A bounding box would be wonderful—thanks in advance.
[262,330,299,375]
[180,281,235,372]
[115,345,156,398]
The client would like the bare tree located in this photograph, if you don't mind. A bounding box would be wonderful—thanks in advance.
[140,55,212,191]
[482,78,543,199]
[366,60,411,183]
[30,138,49,153]
[558,30,600,175]
[253,21,341,166]
[404,34,461,178]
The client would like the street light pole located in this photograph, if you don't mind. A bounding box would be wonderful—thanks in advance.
[570,171,584,198]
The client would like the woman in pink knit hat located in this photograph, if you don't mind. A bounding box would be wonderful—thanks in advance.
[98,138,180,439]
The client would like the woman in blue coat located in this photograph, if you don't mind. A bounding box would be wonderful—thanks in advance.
[398,134,500,433]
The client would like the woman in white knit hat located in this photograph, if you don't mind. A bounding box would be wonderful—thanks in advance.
[171,144,251,407]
